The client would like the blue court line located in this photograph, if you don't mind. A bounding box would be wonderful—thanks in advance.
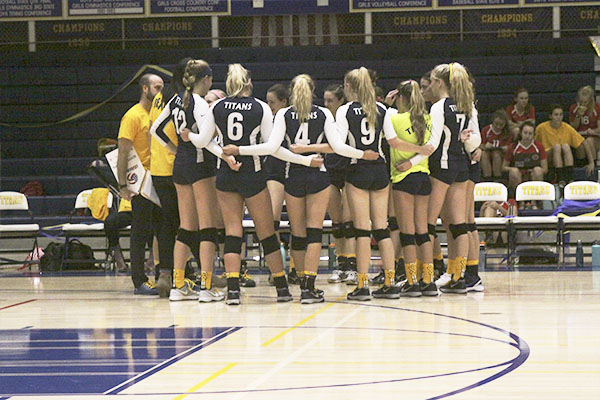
[103,326,241,395]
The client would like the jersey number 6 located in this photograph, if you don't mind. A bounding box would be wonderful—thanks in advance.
[227,112,244,141]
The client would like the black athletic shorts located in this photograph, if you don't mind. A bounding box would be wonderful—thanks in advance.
[216,167,267,199]
[172,159,216,185]
[345,163,390,191]
[285,168,330,198]
[392,172,432,196]
[327,167,346,190]
[430,159,469,185]
[264,156,286,184]
[468,162,481,183]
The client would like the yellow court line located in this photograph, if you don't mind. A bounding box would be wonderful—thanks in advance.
[261,299,343,347]
[172,362,237,400]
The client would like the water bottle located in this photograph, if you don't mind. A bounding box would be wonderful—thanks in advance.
[592,243,600,268]
[575,240,584,268]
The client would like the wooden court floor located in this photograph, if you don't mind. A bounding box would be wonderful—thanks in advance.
[0,271,599,399]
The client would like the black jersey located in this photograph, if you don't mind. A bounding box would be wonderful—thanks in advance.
[336,101,387,165]
[280,105,328,173]
[429,97,471,170]
[211,96,271,173]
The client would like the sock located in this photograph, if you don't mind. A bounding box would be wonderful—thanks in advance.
[357,272,369,289]
[416,260,423,282]
[405,262,417,285]
[423,263,434,284]
[466,259,479,278]
[290,255,296,271]
[347,254,357,271]
[272,271,288,289]
[447,258,456,277]
[384,269,395,287]
[297,269,305,278]
[226,272,240,291]
[337,255,348,271]
[453,257,466,281]
[174,269,185,289]
[304,270,317,290]
[201,271,212,290]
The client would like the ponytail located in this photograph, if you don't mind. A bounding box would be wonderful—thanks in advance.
[182,59,212,109]
[432,62,474,118]
[345,67,379,129]
[226,63,252,97]
[290,74,314,122]
[397,80,427,145]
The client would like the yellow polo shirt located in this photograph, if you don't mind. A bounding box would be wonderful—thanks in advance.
[535,121,584,151]
[118,103,151,169]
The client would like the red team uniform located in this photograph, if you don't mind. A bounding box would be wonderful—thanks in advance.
[481,124,512,148]
[506,104,535,124]
[505,140,546,174]
[569,103,600,134]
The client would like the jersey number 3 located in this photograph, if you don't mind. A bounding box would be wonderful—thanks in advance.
[227,112,244,141]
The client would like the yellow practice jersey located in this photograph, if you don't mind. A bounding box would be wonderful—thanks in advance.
[149,92,178,176]
[389,112,432,183]
[117,103,151,169]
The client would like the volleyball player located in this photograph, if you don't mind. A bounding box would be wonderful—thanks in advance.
[190,63,295,305]
[398,63,481,294]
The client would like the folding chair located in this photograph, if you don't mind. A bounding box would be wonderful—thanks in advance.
[0,191,40,268]
[561,181,600,265]
[473,182,509,268]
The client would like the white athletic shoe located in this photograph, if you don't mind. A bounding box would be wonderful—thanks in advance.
[169,280,199,301]
[435,273,451,288]
[345,271,358,285]
[328,270,346,283]
[198,288,225,302]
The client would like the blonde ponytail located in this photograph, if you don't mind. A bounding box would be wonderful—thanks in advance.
[449,63,474,119]
[397,80,428,146]
[226,63,252,97]
[181,59,211,109]
[290,74,314,122]
[345,67,379,129]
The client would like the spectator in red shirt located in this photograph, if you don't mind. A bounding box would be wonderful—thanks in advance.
[502,121,547,198]
[506,88,536,140]
[569,85,600,163]
[481,109,512,181]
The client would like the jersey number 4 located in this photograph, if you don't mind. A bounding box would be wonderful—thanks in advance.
[227,112,244,141]
[360,118,375,145]
[294,122,310,145]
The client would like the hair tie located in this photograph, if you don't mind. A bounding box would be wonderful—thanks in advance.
[186,86,192,91]
[449,63,454,81]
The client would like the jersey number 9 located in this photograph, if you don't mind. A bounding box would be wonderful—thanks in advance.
[227,112,244,141]
[360,118,375,146]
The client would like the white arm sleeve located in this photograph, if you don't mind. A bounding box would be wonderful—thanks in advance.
[383,107,399,140]
[189,105,217,149]
[408,98,445,166]
[238,101,280,156]
[273,147,314,167]
[330,105,365,159]
[205,139,223,158]
[464,105,481,153]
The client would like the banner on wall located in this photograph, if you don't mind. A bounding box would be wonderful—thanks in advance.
[561,6,600,35]
[463,7,553,39]
[36,19,122,49]
[0,0,61,18]
[150,0,229,15]
[124,17,212,48]
[438,0,518,7]
[524,0,598,4]
[372,10,460,41]
[0,21,28,49]
[67,0,143,16]
[231,0,347,16]
[350,0,433,12]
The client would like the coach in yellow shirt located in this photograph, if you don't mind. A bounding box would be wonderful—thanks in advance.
[117,73,163,295]
[535,104,595,184]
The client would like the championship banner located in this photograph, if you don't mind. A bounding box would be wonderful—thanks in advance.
[524,0,598,5]
[372,10,460,42]
[437,0,518,7]
[561,6,600,37]
[124,17,212,48]
[150,0,229,15]
[67,0,143,16]
[0,0,61,19]
[463,7,553,39]
[36,19,122,50]
[231,0,348,16]
[350,0,432,12]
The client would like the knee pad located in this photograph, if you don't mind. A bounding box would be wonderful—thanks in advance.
[343,221,355,239]
[224,235,242,255]
[387,217,399,232]
[199,227,218,245]
[332,223,345,239]
[449,223,469,239]
[217,229,226,244]
[400,233,416,247]
[261,234,280,256]
[415,233,431,246]
[177,228,199,250]
[467,223,477,232]
[274,220,280,231]
[372,228,391,242]
[306,228,323,244]
[428,223,438,239]
[291,235,307,251]
[354,228,371,239]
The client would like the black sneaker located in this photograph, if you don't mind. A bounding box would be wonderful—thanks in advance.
[347,287,371,301]
[226,289,241,305]
[440,278,467,294]
[465,274,484,292]
[399,282,422,297]
[372,285,400,299]
[288,269,300,285]
[240,264,256,288]
[369,270,385,285]
[420,281,439,296]
[300,288,324,304]
[276,287,293,302]
[433,259,445,281]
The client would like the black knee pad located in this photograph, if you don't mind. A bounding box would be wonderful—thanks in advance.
[449,223,469,239]
[415,233,431,246]
[261,234,280,256]
[372,228,391,242]
[199,227,218,245]
[306,228,323,244]
[467,223,477,232]
[291,235,307,251]
[224,235,242,255]
[428,223,438,239]
[332,223,345,239]
[400,233,416,247]
[217,229,226,244]
[177,228,199,250]
[354,228,371,239]
[274,220,280,231]
[387,217,399,232]
[343,221,355,239]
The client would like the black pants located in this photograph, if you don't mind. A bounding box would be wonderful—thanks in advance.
[130,195,159,288]
[104,210,132,249]
[152,175,179,274]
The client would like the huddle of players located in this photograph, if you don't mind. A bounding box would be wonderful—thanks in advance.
[150,58,483,305]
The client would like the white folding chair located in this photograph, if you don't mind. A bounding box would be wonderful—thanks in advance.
[0,191,40,267]
[474,182,510,228]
